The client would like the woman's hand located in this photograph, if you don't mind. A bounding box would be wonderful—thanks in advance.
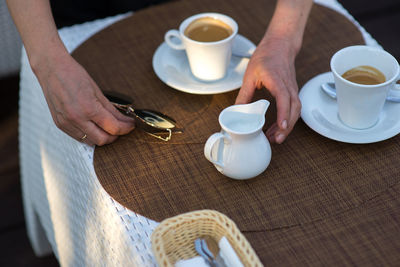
[235,0,313,144]
[34,52,135,146]
[6,0,135,146]
[236,37,301,144]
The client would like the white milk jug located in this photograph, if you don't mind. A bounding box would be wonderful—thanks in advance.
[204,99,272,180]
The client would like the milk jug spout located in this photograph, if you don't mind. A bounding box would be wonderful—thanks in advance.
[228,99,270,117]
[247,99,270,116]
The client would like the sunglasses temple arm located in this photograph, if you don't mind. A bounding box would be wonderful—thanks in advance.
[111,102,135,114]
[144,128,172,142]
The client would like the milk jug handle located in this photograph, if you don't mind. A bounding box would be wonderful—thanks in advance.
[204,132,230,168]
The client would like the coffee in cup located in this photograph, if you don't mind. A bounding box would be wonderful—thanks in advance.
[341,65,386,85]
[184,17,233,42]
[165,13,238,81]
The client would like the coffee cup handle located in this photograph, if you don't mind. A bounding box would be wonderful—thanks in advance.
[165,30,185,50]
[204,132,231,169]
[395,72,400,90]
[389,72,400,99]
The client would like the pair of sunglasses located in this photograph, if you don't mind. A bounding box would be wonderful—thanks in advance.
[104,92,182,141]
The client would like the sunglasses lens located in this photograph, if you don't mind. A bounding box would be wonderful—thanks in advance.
[104,92,180,141]
[104,92,132,105]
[134,109,176,130]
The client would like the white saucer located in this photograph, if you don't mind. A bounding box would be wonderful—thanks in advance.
[299,72,400,144]
[152,34,256,94]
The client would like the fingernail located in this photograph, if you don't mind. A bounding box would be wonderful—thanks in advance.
[276,133,285,144]
[281,120,288,130]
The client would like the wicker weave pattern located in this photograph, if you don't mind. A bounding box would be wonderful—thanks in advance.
[151,210,263,267]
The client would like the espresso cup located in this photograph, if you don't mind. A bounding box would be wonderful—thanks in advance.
[331,45,400,129]
[165,13,238,81]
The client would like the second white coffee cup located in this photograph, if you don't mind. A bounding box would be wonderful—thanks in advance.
[165,13,238,81]
[331,45,400,129]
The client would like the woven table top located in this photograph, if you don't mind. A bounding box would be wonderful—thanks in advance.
[72,0,400,265]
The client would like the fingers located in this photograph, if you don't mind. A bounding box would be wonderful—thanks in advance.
[92,109,134,136]
[266,122,279,143]
[270,77,290,130]
[78,81,135,138]
[50,95,131,146]
[237,75,301,144]
[237,70,294,144]
[268,89,301,144]
[80,120,119,146]
[88,100,135,136]
[274,99,301,143]
[76,101,133,145]
[235,74,255,104]
[58,123,95,146]
[53,110,118,146]
[95,89,135,124]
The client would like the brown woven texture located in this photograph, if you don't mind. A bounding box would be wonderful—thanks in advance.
[72,0,400,265]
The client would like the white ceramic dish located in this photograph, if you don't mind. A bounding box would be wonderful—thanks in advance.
[152,34,256,95]
[299,72,400,144]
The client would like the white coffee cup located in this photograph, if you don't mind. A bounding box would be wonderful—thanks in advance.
[331,45,400,129]
[165,13,238,81]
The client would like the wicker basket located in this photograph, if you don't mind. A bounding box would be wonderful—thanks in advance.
[151,209,263,267]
